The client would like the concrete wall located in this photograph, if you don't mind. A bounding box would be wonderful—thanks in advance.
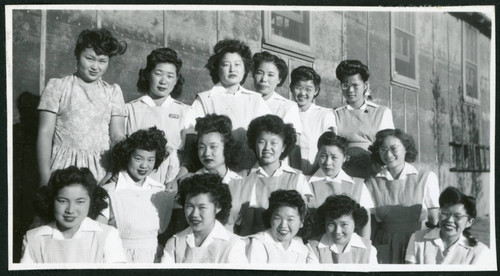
[11,9,491,215]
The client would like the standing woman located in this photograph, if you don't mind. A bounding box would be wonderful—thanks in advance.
[334,60,394,178]
[290,66,336,175]
[252,51,302,169]
[37,28,127,186]
[236,115,312,236]
[365,129,440,264]
[191,39,272,171]
[127,48,192,185]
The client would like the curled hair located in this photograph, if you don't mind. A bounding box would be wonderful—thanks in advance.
[178,174,232,224]
[112,126,167,173]
[335,60,370,82]
[317,195,368,231]
[195,114,239,168]
[74,28,127,58]
[290,66,321,96]
[205,39,252,85]
[252,51,288,87]
[369,128,418,165]
[136,48,184,99]
[317,131,349,154]
[262,190,307,229]
[34,166,108,223]
[439,187,478,246]
[247,115,297,160]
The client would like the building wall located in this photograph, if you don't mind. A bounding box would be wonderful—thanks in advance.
[11,9,491,215]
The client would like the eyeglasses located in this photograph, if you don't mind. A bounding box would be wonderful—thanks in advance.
[340,82,363,90]
[293,86,316,93]
[379,146,402,155]
[438,210,470,221]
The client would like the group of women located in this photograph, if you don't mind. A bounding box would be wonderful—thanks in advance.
[21,28,490,266]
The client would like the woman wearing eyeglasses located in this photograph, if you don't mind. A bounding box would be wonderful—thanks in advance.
[405,187,490,265]
[290,66,336,175]
[365,129,440,264]
[334,60,394,178]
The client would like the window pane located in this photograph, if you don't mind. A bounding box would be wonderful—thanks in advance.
[271,11,310,44]
[395,28,416,79]
[394,12,415,34]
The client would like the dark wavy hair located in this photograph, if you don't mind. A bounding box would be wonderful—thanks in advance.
[34,166,108,223]
[205,39,252,85]
[252,51,288,87]
[247,115,297,160]
[112,126,167,173]
[369,128,418,165]
[335,60,370,82]
[290,66,321,97]
[317,195,368,232]
[74,28,127,58]
[262,190,307,229]
[439,186,478,246]
[195,114,239,168]
[317,131,349,154]
[178,174,232,225]
[136,48,184,99]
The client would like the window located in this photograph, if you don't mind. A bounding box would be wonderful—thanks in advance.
[262,11,314,61]
[463,22,480,105]
[390,12,419,89]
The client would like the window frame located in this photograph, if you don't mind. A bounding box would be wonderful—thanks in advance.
[390,12,420,90]
[262,10,315,62]
[462,21,480,105]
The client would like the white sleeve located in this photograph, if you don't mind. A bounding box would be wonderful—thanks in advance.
[283,104,302,134]
[424,171,440,209]
[181,105,197,137]
[161,237,176,263]
[369,245,378,264]
[247,238,268,264]
[164,152,181,184]
[378,108,395,131]
[324,109,337,133]
[100,197,111,220]
[227,238,249,263]
[404,233,417,264]
[190,96,206,120]
[19,235,34,264]
[474,246,493,266]
[296,173,313,200]
[359,184,375,210]
[256,96,273,117]
[103,227,127,263]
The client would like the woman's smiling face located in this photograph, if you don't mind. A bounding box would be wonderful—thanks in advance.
[255,131,285,167]
[270,206,303,246]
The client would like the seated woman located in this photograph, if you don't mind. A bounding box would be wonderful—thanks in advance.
[365,129,439,264]
[290,66,336,175]
[247,190,318,264]
[99,127,174,263]
[307,195,377,264]
[307,132,373,239]
[405,187,491,265]
[334,60,394,178]
[190,39,272,171]
[21,166,126,263]
[161,174,247,263]
[236,114,312,236]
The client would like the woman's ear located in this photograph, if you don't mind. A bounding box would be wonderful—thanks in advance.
[465,217,475,228]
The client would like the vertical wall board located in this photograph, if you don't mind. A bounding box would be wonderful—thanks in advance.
[390,86,405,129]
[417,53,434,111]
[218,10,262,50]
[12,10,42,124]
[405,91,419,142]
[368,34,391,107]
[313,11,342,84]
[344,11,367,26]
[417,13,433,57]
[479,33,491,126]
[447,15,462,69]
[44,10,97,81]
[368,12,389,40]
[419,109,437,164]
[100,10,163,46]
[434,12,449,63]
[344,21,367,64]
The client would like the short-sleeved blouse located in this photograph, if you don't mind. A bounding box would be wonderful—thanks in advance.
[38,74,126,181]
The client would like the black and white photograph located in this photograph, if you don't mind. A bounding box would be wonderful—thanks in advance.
[5,4,496,271]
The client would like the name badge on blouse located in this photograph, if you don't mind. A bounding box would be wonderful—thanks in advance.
[169,114,180,119]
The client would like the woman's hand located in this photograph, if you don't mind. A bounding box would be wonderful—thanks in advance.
[37,111,57,187]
